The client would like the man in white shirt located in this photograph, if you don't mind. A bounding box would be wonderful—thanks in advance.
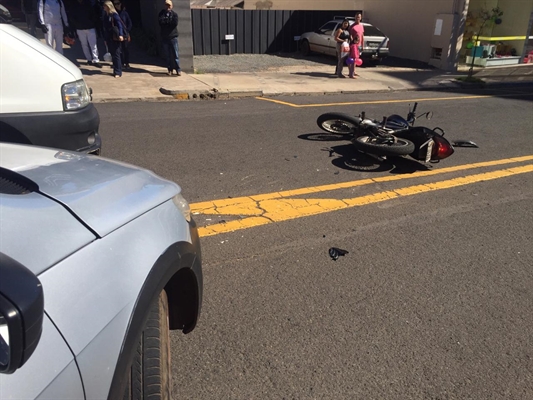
[38,0,69,54]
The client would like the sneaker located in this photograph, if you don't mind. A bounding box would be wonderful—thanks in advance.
[176,70,182,76]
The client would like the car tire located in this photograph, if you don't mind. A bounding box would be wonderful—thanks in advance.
[300,40,310,56]
[123,290,172,400]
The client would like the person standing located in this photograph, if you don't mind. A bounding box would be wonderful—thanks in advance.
[158,0,181,76]
[334,19,350,78]
[349,13,365,74]
[102,0,124,78]
[38,0,69,54]
[21,0,39,37]
[348,32,360,79]
[69,0,100,66]
[114,1,132,69]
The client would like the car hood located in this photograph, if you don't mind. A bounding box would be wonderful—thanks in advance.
[0,144,181,237]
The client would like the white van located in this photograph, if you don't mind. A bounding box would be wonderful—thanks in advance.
[0,24,101,154]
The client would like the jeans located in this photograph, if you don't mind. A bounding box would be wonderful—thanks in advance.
[108,40,122,76]
[162,37,181,72]
[121,40,130,65]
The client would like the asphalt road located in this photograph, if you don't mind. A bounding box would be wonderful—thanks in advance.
[97,88,533,399]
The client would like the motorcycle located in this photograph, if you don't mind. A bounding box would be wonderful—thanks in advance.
[317,102,455,164]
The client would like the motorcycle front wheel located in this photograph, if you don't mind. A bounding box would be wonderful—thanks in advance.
[317,113,361,134]
[353,135,415,156]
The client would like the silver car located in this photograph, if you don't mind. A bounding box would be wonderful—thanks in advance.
[0,143,202,399]
[299,17,390,62]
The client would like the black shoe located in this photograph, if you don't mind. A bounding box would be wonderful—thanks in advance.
[176,70,181,76]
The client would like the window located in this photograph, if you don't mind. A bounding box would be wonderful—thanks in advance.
[363,25,386,37]
[319,22,338,36]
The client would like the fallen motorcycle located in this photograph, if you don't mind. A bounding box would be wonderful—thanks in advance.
[317,102,456,163]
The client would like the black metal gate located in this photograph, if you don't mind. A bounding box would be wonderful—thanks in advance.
[191,9,359,55]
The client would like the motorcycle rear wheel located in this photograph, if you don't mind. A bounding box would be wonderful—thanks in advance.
[317,113,360,134]
[353,135,415,156]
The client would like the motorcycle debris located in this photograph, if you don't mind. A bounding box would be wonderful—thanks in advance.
[452,140,479,148]
[329,247,349,261]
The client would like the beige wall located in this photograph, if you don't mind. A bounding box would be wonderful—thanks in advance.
[240,0,533,68]
[355,0,463,63]
[243,0,464,64]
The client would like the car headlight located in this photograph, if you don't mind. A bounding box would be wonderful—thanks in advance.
[172,193,191,222]
[61,79,90,111]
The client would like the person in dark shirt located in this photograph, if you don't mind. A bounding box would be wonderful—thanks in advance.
[102,0,124,77]
[69,0,101,66]
[113,0,132,69]
[158,0,181,76]
[21,0,39,37]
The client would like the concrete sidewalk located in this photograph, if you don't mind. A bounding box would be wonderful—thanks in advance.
[70,46,533,103]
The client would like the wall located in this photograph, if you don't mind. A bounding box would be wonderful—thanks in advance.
[243,0,357,10]
[191,9,357,54]
[351,0,461,63]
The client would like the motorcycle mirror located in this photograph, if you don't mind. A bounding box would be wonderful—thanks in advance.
[425,111,433,120]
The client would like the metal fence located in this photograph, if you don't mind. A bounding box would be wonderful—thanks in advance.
[191,9,359,55]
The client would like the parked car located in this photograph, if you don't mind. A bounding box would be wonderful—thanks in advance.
[0,24,101,154]
[0,143,202,399]
[299,17,390,63]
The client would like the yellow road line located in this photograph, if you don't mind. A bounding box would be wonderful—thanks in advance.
[194,159,533,237]
[192,156,533,213]
[255,92,532,108]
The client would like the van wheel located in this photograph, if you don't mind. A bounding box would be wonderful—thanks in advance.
[123,290,172,400]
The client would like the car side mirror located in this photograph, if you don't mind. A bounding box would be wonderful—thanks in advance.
[0,253,44,374]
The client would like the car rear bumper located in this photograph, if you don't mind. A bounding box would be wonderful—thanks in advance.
[361,49,390,60]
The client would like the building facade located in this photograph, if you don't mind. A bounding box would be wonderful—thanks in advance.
[242,0,533,70]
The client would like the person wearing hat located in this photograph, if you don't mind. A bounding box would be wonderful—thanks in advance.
[158,0,181,76]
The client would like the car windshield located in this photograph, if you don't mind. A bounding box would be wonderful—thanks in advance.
[363,25,386,37]
[318,22,338,35]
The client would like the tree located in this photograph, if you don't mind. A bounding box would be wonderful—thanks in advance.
[468,6,504,78]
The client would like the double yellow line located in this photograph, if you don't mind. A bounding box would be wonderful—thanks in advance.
[256,92,532,108]
[191,156,533,237]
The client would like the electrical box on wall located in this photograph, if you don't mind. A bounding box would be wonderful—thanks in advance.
[429,13,456,70]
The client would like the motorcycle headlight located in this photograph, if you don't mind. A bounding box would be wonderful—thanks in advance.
[61,79,90,111]
[172,193,191,222]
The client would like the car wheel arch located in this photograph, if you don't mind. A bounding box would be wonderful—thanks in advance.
[107,240,201,400]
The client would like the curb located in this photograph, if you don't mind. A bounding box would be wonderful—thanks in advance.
[91,80,533,103]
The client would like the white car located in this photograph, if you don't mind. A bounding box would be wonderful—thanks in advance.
[299,17,390,62]
[0,143,202,399]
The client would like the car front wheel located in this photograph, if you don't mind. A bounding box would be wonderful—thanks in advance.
[123,290,172,400]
